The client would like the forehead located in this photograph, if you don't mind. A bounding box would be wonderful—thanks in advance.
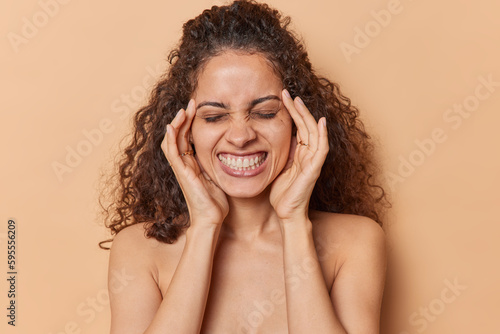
[192,51,282,105]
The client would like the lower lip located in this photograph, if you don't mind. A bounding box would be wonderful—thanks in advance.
[218,154,268,177]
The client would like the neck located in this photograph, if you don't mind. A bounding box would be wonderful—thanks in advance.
[221,188,280,241]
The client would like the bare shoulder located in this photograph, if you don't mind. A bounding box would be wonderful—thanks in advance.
[309,211,386,279]
[109,223,186,293]
[110,222,158,252]
[108,223,157,286]
[110,223,163,266]
[309,210,385,249]
[309,212,387,331]
[111,222,186,254]
[107,223,186,334]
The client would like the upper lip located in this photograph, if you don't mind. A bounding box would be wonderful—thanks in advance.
[217,151,266,156]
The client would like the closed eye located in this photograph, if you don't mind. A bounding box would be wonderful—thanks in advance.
[201,113,228,123]
[251,111,278,119]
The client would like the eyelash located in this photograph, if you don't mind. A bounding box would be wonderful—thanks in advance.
[202,111,278,123]
[203,115,225,123]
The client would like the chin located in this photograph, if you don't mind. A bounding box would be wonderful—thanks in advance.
[216,178,270,199]
[224,188,266,199]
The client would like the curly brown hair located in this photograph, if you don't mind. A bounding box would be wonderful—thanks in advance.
[99,0,391,249]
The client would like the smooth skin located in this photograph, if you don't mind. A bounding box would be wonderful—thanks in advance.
[108,52,386,334]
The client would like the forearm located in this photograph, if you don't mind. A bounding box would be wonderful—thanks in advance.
[280,219,347,334]
[145,224,220,333]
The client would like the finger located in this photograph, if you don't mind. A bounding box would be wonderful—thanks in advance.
[170,108,186,129]
[294,96,319,151]
[176,99,196,154]
[282,89,309,146]
[163,124,204,209]
[165,123,199,177]
[312,117,329,169]
[161,108,185,160]
[162,124,183,169]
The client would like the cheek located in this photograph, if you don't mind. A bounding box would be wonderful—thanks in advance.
[255,112,292,133]
[190,122,211,154]
[191,121,223,169]
[271,116,293,141]
[259,117,293,154]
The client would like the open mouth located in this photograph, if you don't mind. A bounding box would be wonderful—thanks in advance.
[217,152,268,171]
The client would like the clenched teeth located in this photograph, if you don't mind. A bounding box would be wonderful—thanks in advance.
[218,153,267,171]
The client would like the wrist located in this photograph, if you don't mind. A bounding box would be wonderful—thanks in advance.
[278,214,311,226]
[274,202,310,224]
[279,216,313,235]
[186,223,220,242]
[279,218,315,253]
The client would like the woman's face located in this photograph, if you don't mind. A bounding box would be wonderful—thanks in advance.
[190,51,293,199]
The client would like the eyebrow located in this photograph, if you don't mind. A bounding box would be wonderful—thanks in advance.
[196,95,280,110]
[249,95,280,107]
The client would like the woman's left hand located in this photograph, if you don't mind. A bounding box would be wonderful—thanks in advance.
[269,89,329,222]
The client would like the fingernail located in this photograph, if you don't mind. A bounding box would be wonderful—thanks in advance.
[187,99,194,110]
[296,96,305,105]
[321,118,326,127]
[166,124,171,134]
[283,89,291,98]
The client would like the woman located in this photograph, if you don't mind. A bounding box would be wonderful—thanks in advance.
[101,1,390,333]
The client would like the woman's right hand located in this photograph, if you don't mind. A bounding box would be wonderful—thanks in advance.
[161,99,229,227]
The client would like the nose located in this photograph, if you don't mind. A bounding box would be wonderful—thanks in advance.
[224,118,257,147]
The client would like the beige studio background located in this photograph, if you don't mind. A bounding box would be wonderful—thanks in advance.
[1,0,499,333]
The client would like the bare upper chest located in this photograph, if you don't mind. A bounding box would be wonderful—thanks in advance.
[153,223,341,333]
[201,239,289,333]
